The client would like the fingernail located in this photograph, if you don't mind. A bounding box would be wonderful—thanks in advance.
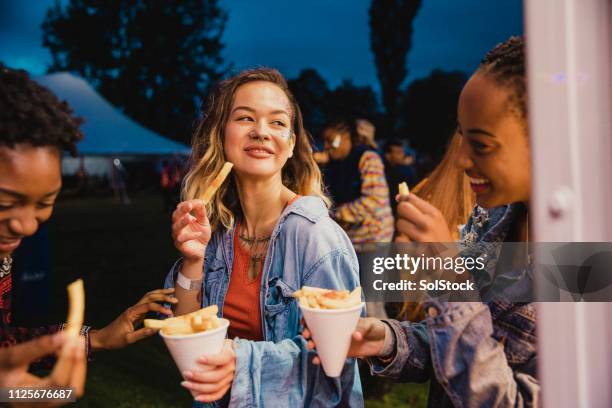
[198,356,208,363]
[169,298,179,303]
[182,371,192,378]
[181,381,191,388]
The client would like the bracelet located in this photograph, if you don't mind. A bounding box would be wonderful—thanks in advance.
[176,270,203,291]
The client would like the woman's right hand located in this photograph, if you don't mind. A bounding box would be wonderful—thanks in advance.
[303,317,387,361]
[172,200,212,261]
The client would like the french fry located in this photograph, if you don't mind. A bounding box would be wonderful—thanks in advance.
[65,279,85,337]
[398,182,410,197]
[293,286,362,310]
[200,162,233,204]
[144,305,220,335]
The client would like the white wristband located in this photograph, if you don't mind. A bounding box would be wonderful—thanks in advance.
[176,271,203,291]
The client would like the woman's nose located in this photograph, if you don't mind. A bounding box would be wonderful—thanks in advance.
[249,125,271,141]
[457,143,474,171]
[8,211,39,238]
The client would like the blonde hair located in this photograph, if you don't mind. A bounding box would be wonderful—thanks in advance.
[183,68,330,231]
[398,133,475,321]
[411,133,474,240]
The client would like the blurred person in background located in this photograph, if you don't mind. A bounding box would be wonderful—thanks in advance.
[320,118,393,319]
[355,118,378,150]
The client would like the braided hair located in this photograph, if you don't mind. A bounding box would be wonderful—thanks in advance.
[0,64,83,156]
[478,36,526,121]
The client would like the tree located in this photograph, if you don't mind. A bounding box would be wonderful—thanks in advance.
[288,69,329,139]
[398,69,467,157]
[325,79,379,125]
[42,0,228,143]
[369,0,422,137]
[289,71,380,140]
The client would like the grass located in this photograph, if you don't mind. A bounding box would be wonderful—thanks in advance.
[41,194,427,407]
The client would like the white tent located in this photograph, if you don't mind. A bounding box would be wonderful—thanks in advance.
[35,72,190,176]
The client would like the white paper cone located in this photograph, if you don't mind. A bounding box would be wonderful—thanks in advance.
[300,303,364,377]
[160,318,229,375]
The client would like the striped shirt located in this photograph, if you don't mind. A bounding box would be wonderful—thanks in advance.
[332,150,394,250]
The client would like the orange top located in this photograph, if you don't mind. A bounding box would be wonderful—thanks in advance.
[224,196,300,341]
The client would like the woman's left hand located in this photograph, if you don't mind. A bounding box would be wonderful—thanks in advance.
[90,288,177,350]
[395,194,454,243]
[181,339,236,403]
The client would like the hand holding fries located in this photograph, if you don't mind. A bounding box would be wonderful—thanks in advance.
[395,193,454,243]
[172,200,212,261]
[293,286,362,310]
[144,305,220,336]
[304,317,388,361]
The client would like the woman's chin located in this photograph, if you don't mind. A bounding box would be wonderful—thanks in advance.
[233,164,280,180]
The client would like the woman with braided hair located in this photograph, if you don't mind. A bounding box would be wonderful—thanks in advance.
[305,36,540,407]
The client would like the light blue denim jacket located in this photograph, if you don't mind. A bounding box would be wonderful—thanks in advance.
[164,196,364,407]
[369,204,539,408]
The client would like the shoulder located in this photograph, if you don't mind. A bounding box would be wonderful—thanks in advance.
[278,196,357,258]
[359,150,384,167]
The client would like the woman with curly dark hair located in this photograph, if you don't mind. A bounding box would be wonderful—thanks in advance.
[0,65,175,396]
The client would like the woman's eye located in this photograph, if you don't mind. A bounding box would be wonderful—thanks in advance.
[237,116,254,122]
[0,203,14,210]
[271,120,286,127]
[470,140,492,155]
[36,202,55,210]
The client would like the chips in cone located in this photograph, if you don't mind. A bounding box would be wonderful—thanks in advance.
[144,305,220,336]
[293,286,361,310]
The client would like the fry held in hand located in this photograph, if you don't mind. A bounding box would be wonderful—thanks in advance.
[200,162,233,205]
[144,305,220,336]
[398,182,410,198]
[293,286,362,310]
[65,279,85,337]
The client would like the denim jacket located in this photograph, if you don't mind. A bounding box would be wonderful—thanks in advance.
[369,204,539,408]
[164,196,364,408]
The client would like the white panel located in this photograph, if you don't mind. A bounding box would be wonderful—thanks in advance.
[526,0,612,406]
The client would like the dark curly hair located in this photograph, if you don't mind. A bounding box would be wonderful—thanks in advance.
[478,36,526,121]
[0,64,83,156]
[323,118,360,145]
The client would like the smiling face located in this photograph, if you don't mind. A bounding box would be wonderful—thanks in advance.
[0,144,62,257]
[457,72,531,208]
[223,81,295,180]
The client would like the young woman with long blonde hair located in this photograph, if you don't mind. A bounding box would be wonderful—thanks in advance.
[164,68,362,406]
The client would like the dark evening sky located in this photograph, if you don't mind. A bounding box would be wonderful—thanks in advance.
[0,0,523,92]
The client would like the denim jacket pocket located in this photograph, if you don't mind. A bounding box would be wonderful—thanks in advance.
[264,278,298,335]
[204,258,225,308]
[492,303,537,366]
